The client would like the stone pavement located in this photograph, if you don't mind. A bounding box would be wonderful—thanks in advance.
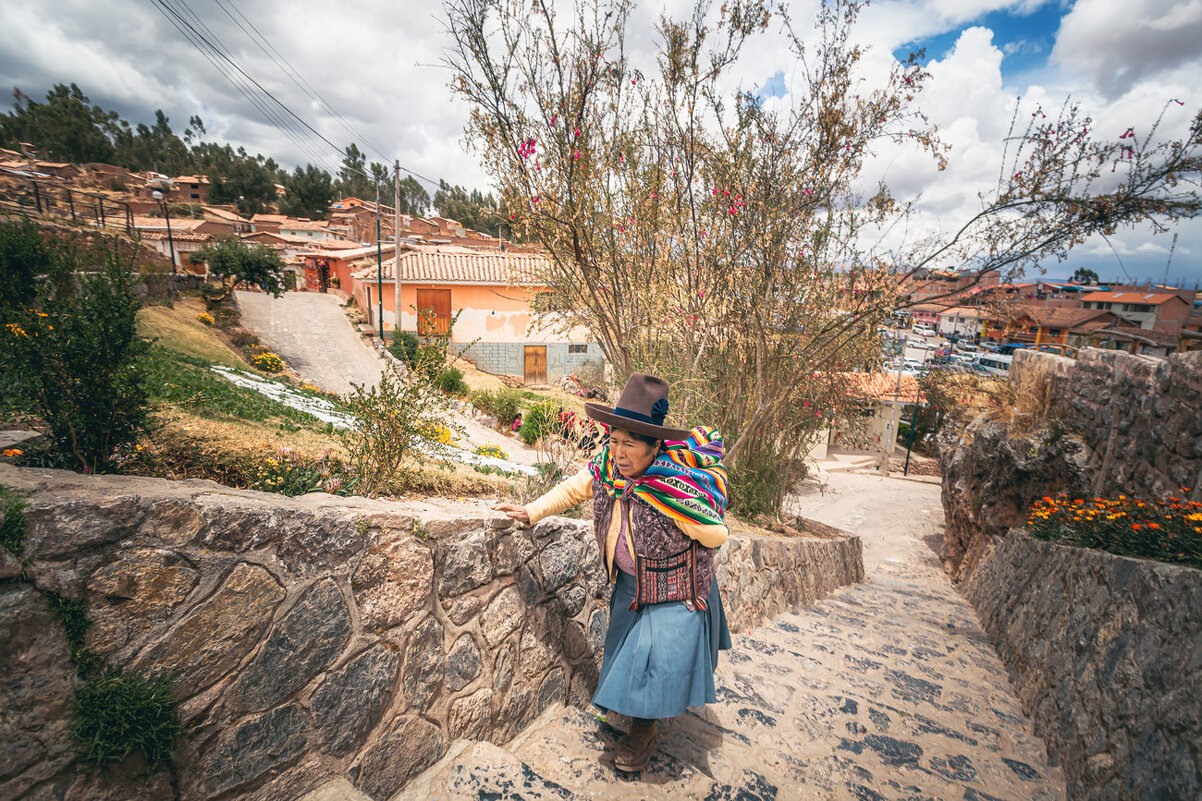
[236,291,385,395]
[379,472,1066,800]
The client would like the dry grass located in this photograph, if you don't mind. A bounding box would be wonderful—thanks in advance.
[451,356,509,393]
[130,407,512,499]
[127,407,345,486]
[396,461,514,499]
[137,298,247,368]
[979,368,1057,436]
[453,356,591,414]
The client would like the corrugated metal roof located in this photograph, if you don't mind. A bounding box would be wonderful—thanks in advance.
[1080,291,1180,304]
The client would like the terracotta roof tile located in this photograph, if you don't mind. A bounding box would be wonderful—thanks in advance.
[844,373,924,404]
[132,216,206,231]
[352,245,547,285]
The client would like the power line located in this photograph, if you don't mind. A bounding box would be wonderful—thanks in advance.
[211,0,389,161]
[164,0,332,169]
[151,0,445,194]
[151,0,342,176]
[154,0,351,177]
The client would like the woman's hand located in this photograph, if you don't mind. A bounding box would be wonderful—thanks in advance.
[491,503,530,524]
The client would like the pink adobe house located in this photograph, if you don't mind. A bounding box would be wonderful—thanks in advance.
[350,244,601,384]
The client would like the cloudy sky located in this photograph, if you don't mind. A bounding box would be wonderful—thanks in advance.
[2,0,1201,286]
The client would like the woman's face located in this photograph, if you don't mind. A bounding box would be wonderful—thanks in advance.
[610,428,660,479]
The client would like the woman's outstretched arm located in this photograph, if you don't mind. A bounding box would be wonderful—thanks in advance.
[493,468,593,526]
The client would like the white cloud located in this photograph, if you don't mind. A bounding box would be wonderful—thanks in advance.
[1,0,1199,284]
[1052,0,1202,96]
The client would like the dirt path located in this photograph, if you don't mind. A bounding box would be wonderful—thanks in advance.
[380,470,1064,800]
[236,291,384,396]
[234,291,540,467]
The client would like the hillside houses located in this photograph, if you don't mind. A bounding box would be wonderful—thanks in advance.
[898,273,1201,356]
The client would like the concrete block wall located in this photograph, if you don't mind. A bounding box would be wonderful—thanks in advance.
[463,341,604,383]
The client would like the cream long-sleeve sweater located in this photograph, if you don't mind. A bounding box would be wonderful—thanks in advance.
[525,468,728,582]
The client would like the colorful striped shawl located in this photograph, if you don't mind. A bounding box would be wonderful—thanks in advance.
[588,426,728,526]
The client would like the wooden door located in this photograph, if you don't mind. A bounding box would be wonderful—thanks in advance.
[415,289,452,336]
[524,346,547,385]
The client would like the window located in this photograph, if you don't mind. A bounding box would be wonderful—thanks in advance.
[533,291,570,314]
[568,344,587,354]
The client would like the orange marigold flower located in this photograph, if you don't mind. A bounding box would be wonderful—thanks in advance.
[1148,523,1160,529]
[1132,524,1142,530]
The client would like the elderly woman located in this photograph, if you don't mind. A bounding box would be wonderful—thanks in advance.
[493,373,731,773]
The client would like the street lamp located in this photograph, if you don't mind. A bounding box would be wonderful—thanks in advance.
[151,188,177,274]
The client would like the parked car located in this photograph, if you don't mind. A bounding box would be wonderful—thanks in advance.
[953,342,979,353]
[912,323,936,337]
[974,353,1014,376]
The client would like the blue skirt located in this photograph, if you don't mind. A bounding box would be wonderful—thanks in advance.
[592,569,732,720]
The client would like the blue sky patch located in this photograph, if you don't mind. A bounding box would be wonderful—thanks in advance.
[893,2,1064,78]
[755,70,788,103]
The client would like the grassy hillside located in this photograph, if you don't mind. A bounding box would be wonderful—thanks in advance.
[126,295,511,500]
[136,297,247,368]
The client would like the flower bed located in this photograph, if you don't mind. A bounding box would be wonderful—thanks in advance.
[1026,490,1202,569]
[252,446,356,497]
[250,351,284,373]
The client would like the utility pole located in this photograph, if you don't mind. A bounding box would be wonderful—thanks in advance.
[882,356,904,476]
[394,160,401,339]
[375,182,384,340]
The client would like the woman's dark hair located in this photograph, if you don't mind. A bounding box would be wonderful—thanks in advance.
[609,428,667,453]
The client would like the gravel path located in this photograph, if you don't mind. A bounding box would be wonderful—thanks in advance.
[389,471,1064,800]
[235,291,384,396]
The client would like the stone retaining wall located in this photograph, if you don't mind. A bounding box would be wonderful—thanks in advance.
[939,347,1202,579]
[1014,348,1202,500]
[961,530,1202,800]
[0,465,861,801]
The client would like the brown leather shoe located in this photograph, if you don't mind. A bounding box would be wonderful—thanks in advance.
[614,721,658,773]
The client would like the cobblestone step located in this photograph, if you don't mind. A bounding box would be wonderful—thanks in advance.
[394,558,1065,800]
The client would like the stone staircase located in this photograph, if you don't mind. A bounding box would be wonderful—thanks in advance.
[389,558,1065,801]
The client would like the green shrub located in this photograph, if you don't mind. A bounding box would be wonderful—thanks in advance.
[471,388,523,428]
[192,236,286,300]
[519,400,559,445]
[252,447,357,496]
[0,485,27,557]
[71,669,181,771]
[388,331,420,367]
[340,365,463,497]
[0,228,149,473]
[434,367,469,396]
[228,327,258,348]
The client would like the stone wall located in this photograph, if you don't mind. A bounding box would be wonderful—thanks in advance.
[1020,348,1202,500]
[961,530,1202,801]
[0,464,861,801]
[939,347,1202,579]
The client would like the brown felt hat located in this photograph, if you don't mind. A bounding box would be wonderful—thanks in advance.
[584,373,690,441]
